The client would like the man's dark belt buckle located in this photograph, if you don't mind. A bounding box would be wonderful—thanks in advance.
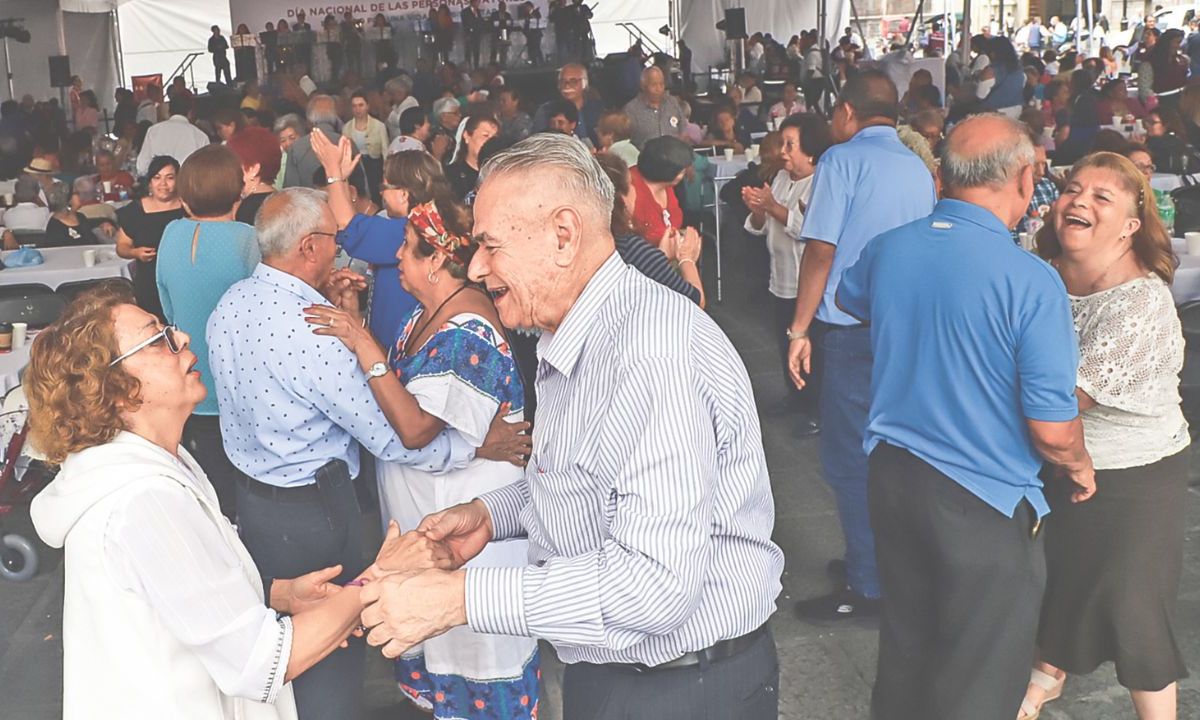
[611,624,767,674]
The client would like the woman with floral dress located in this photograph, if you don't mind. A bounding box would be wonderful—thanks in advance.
[304,198,537,720]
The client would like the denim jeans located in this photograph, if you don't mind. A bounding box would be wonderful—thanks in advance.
[814,321,880,599]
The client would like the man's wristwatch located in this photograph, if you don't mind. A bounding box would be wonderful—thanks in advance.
[366,361,388,380]
[786,328,808,341]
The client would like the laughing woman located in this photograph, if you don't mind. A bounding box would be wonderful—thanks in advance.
[1021,152,1190,720]
[303,197,537,720]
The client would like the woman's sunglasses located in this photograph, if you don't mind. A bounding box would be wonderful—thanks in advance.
[109,325,182,367]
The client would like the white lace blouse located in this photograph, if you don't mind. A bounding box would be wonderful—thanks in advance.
[1070,275,1190,470]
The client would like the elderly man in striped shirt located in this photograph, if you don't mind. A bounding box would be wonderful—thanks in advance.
[359,133,785,719]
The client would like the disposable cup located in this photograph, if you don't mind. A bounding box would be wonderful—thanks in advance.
[12,322,26,349]
[82,249,97,267]
[102,180,112,194]
[1186,232,1200,255]
[723,148,734,161]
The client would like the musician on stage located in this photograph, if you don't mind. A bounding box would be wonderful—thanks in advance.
[490,2,515,67]
[461,0,485,69]
[519,1,545,65]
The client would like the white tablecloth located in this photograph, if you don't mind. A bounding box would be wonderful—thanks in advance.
[0,246,132,290]
[1171,237,1200,305]
[0,342,31,396]
[710,155,750,181]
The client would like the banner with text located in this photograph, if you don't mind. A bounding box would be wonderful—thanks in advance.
[230,0,551,33]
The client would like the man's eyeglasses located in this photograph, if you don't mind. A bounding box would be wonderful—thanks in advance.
[110,325,182,367]
[1135,162,1157,174]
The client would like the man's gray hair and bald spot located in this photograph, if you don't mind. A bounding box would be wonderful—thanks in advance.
[256,187,328,258]
[941,114,1036,191]
[306,94,339,127]
[384,75,413,95]
[479,133,614,221]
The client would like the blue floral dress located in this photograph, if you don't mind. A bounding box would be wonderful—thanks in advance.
[378,307,538,720]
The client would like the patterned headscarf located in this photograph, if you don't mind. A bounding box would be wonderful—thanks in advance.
[407,201,472,267]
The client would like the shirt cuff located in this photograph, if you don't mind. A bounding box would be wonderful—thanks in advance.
[263,615,293,704]
[465,566,529,637]
[477,481,528,541]
[1023,404,1080,423]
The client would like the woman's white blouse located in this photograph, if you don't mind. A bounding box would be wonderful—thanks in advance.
[104,463,293,704]
[1071,275,1190,470]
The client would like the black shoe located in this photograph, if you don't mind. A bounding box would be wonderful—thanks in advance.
[794,415,820,437]
[794,588,881,625]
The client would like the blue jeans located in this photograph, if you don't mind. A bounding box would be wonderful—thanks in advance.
[814,322,881,599]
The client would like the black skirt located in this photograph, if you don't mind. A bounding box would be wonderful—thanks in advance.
[1037,449,1191,691]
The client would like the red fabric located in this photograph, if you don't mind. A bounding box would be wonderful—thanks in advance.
[629,166,681,246]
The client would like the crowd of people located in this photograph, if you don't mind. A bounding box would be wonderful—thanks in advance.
[0,8,1194,720]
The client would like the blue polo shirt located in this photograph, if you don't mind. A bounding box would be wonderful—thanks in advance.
[837,199,1080,518]
[799,125,936,327]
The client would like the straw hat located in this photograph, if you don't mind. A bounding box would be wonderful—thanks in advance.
[22,158,54,175]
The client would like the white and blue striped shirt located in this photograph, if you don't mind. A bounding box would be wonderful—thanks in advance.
[464,253,784,666]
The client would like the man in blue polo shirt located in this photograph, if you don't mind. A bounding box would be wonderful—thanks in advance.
[788,69,936,622]
[836,114,1095,720]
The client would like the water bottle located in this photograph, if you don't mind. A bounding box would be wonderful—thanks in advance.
[1157,190,1176,236]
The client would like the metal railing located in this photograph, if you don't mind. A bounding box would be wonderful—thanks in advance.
[165,51,203,92]
[616,22,665,56]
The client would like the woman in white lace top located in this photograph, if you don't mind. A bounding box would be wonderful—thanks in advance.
[1019,152,1189,720]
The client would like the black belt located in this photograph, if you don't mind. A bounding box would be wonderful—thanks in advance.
[234,471,322,504]
[604,624,768,673]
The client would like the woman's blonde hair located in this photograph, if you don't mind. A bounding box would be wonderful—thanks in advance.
[1036,151,1175,284]
[25,282,142,464]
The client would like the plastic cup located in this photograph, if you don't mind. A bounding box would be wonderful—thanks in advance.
[11,322,26,349]
[1186,232,1200,255]
[751,143,761,156]
[82,248,97,267]
[2,193,11,206]
[723,148,734,161]
[102,180,112,194]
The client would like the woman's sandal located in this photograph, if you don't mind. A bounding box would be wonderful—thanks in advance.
[1017,668,1065,720]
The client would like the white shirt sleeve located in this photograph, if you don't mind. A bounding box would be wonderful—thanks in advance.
[105,480,292,704]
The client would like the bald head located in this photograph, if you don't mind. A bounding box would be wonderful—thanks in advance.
[640,66,666,104]
[941,113,1036,228]
[942,114,1034,191]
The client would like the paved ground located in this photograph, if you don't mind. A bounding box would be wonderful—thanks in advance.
[0,219,1198,719]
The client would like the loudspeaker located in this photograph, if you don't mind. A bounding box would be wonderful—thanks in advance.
[48,56,71,88]
[723,8,747,40]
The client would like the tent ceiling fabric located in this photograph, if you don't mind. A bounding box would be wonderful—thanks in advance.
[679,0,850,80]
[57,0,133,11]
[0,1,117,105]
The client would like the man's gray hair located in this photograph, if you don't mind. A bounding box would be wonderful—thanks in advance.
[384,75,413,96]
[479,133,614,222]
[941,114,1035,191]
[306,95,339,127]
[273,112,305,135]
[255,187,328,258]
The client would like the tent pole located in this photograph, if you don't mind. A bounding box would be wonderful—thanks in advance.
[960,0,971,64]
[111,8,126,89]
[55,7,67,55]
[3,37,13,100]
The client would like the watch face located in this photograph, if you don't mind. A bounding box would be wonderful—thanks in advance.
[370,362,388,377]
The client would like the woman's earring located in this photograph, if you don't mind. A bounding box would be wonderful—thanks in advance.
[427,271,439,284]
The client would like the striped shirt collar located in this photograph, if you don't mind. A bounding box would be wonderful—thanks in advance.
[538,251,626,379]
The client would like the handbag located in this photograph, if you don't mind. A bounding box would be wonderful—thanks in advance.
[1171,174,1200,234]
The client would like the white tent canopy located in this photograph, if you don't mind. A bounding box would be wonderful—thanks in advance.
[680,0,851,81]
[0,0,120,106]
